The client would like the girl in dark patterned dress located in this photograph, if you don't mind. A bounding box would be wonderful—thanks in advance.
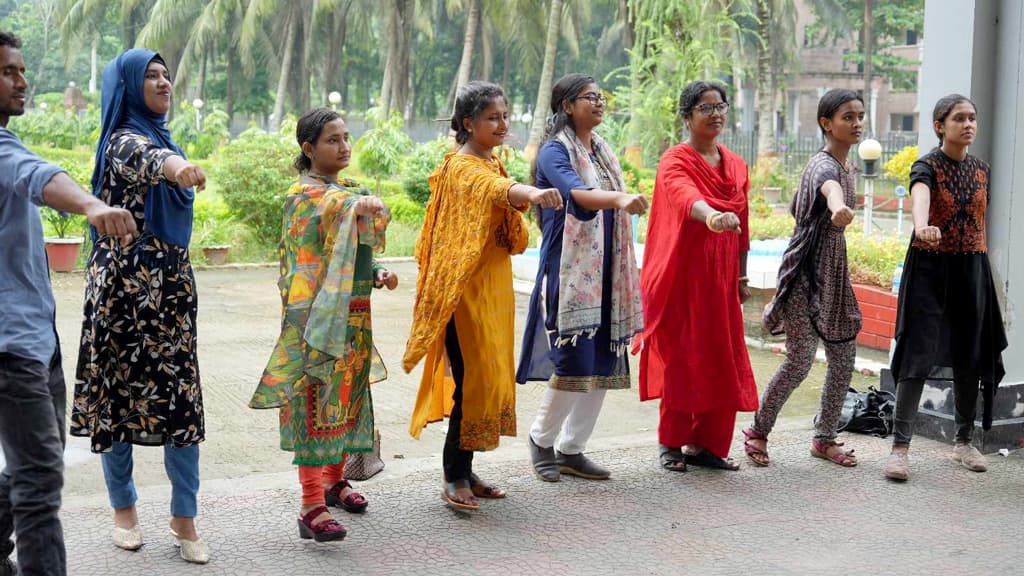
[70,49,210,564]
[745,89,864,468]
[884,95,1007,481]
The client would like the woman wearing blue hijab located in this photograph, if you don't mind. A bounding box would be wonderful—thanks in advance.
[70,48,210,564]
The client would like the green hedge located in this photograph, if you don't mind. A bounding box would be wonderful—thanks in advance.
[209,128,295,242]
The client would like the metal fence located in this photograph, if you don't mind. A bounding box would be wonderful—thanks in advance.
[719,131,919,173]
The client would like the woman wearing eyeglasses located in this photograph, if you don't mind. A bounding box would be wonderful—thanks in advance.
[636,80,758,472]
[517,73,647,482]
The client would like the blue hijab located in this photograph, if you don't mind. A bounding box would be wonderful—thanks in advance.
[91,48,194,247]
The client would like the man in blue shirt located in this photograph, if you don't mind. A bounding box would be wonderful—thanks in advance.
[0,31,136,576]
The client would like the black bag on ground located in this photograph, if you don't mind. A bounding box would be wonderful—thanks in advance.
[834,386,896,437]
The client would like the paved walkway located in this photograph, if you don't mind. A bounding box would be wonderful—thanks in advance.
[21,263,1023,575]
[62,428,1023,576]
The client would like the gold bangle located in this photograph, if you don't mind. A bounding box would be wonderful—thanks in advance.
[738,275,749,283]
[705,210,722,232]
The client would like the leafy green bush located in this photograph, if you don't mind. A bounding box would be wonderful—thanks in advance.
[170,101,231,160]
[401,136,451,205]
[355,109,413,195]
[30,146,95,189]
[210,128,295,241]
[497,145,530,183]
[749,213,795,240]
[386,194,426,224]
[846,232,907,289]
[10,105,100,149]
[40,207,87,239]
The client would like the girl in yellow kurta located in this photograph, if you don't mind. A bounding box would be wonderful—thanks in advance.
[403,81,563,510]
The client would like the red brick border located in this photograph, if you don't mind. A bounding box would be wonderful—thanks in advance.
[853,284,897,350]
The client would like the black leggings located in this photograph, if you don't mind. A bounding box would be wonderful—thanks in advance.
[443,318,474,483]
[893,371,979,446]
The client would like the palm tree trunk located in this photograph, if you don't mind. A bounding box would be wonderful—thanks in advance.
[393,0,414,117]
[480,20,492,82]
[454,0,480,94]
[755,0,774,156]
[525,0,563,157]
[226,51,235,121]
[197,51,208,102]
[89,35,99,93]
[272,7,298,132]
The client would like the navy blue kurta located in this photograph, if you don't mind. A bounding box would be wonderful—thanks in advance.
[516,140,629,389]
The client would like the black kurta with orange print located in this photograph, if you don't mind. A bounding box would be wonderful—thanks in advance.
[890,149,1006,428]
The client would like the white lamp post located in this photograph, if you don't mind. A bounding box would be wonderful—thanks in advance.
[192,98,204,131]
[859,138,883,239]
[328,91,341,111]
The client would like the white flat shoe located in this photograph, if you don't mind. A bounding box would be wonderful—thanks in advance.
[171,528,210,564]
[112,525,144,551]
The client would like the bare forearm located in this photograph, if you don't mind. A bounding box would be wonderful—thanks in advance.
[41,172,106,215]
[824,183,846,214]
[911,182,931,229]
[506,183,535,207]
[161,154,187,183]
[740,251,748,277]
[689,200,716,223]
[571,188,625,211]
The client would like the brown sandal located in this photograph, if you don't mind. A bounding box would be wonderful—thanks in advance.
[440,479,479,511]
[469,473,506,499]
[742,428,770,467]
[810,439,857,467]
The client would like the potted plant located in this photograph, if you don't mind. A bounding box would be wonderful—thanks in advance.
[195,219,238,265]
[41,207,86,272]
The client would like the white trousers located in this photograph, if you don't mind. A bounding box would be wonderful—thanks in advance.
[529,387,607,455]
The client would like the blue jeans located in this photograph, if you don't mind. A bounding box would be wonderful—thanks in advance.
[0,352,66,576]
[101,441,200,518]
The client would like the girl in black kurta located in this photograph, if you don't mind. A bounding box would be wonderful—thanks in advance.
[885,95,1007,482]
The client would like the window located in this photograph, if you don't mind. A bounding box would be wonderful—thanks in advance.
[906,29,919,45]
[890,114,916,132]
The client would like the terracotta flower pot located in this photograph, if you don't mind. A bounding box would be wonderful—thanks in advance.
[202,245,230,265]
[45,237,84,273]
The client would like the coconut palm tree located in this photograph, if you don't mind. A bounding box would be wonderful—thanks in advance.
[523,0,563,156]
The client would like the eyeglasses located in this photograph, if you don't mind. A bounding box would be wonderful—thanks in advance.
[695,102,729,116]
[573,93,606,105]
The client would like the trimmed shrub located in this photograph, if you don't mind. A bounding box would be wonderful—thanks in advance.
[209,128,295,241]
[401,137,451,206]
[386,194,426,224]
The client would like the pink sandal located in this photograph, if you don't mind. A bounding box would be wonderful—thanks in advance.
[810,439,857,467]
[742,428,770,467]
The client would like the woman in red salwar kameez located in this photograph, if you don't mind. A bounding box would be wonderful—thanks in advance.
[637,80,759,472]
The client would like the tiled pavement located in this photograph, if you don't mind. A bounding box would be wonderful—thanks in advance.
[61,427,1024,576]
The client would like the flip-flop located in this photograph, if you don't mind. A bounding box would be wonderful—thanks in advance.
[440,478,479,511]
[659,445,687,472]
[684,449,740,471]
[469,473,506,499]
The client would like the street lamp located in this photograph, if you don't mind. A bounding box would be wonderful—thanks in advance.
[192,98,204,131]
[328,91,341,111]
[859,138,882,239]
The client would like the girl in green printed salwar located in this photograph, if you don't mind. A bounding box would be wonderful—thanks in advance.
[250,109,397,543]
